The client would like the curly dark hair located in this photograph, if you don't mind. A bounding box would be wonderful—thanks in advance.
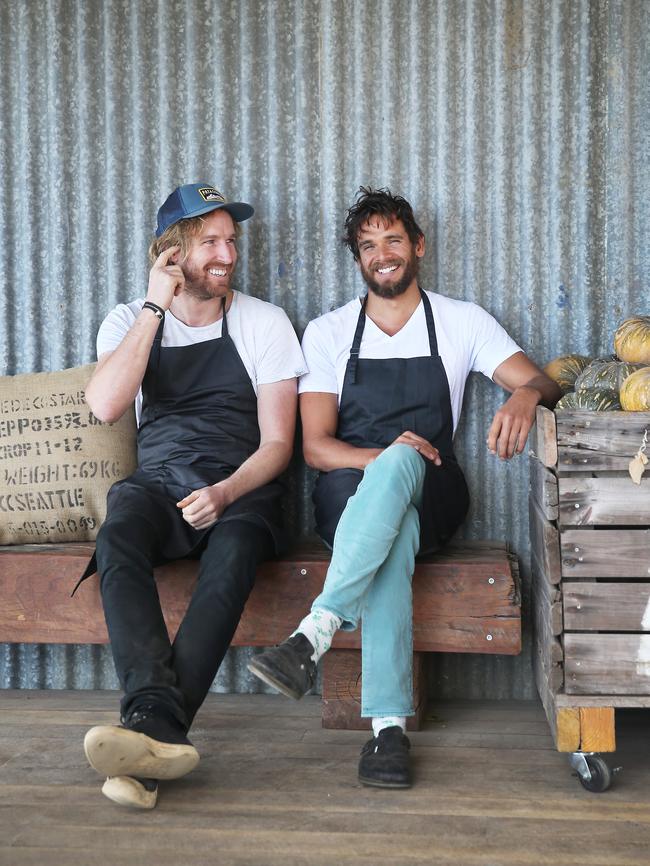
[342,186,424,260]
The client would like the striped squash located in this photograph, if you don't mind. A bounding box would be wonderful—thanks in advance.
[620,368,650,411]
[574,358,644,393]
[543,354,591,394]
[555,389,621,411]
[614,317,650,364]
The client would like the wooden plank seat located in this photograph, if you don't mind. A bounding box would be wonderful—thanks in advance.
[0,540,521,730]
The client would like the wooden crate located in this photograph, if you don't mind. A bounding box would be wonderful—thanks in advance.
[530,405,650,752]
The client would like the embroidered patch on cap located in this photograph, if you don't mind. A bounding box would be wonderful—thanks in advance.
[198,187,225,202]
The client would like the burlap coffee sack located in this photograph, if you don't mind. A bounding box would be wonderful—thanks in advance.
[0,364,137,543]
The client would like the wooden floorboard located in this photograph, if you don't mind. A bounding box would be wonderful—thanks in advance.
[0,691,649,866]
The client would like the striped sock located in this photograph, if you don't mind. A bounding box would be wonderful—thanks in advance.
[291,608,342,663]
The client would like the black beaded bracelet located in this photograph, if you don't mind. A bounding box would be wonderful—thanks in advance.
[142,301,165,320]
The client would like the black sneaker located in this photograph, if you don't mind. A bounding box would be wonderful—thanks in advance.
[358,726,412,789]
[247,634,316,700]
[84,705,199,781]
[101,775,159,810]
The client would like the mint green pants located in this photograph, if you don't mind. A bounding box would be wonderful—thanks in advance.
[312,444,426,717]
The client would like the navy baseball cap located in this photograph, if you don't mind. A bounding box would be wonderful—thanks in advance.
[155,182,254,237]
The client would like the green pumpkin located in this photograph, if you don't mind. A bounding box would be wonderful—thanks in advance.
[555,393,579,410]
[544,354,591,394]
[574,358,644,393]
[555,389,621,411]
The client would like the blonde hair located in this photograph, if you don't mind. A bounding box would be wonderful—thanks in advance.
[148,212,242,266]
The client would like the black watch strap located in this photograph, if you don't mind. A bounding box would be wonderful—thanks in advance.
[142,301,165,320]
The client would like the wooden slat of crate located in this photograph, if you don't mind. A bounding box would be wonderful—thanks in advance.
[531,546,563,734]
[561,528,650,577]
[565,633,650,695]
[556,692,650,708]
[529,494,561,584]
[533,641,564,745]
[531,565,563,672]
[532,566,563,638]
[529,456,559,520]
[558,475,650,526]
[531,406,558,468]
[555,410,650,472]
[564,582,650,631]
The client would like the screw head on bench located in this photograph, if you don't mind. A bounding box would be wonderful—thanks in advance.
[300,568,307,575]
[486,634,493,641]
[488,577,495,585]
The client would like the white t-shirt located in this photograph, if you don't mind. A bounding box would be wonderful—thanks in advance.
[97,291,307,424]
[299,291,521,434]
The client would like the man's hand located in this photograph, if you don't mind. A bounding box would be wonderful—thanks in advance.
[177,483,233,530]
[487,386,539,459]
[300,395,442,471]
[147,246,185,311]
[391,430,442,465]
[488,352,562,460]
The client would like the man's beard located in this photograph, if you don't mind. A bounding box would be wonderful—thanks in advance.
[360,252,418,299]
[181,263,233,301]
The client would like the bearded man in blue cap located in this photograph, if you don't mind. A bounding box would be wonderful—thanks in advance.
[81,183,306,809]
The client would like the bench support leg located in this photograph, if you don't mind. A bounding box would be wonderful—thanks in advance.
[321,649,428,731]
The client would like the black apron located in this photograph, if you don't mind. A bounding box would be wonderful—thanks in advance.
[75,297,284,590]
[313,288,469,554]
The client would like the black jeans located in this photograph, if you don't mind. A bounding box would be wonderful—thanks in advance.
[96,508,274,731]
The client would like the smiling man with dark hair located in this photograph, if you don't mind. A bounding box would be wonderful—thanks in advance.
[249,186,560,789]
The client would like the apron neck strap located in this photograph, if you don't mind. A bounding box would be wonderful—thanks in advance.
[348,296,368,384]
[220,295,229,337]
[348,289,439,384]
[151,317,164,370]
[419,287,439,356]
[148,317,165,416]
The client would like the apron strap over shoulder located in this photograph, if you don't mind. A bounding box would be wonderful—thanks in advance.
[148,318,165,418]
[348,296,368,385]
[419,287,438,357]
[220,295,229,337]
[348,290,438,384]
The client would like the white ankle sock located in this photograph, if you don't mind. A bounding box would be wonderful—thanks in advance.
[291,608,342,663]
[372,716,407,737]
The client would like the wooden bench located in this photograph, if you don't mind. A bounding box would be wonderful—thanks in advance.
[0,540,521,730]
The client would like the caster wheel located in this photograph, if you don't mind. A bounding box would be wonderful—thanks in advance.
[577,754,612,793]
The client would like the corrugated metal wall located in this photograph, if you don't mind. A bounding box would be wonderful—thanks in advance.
[1,0,648,699]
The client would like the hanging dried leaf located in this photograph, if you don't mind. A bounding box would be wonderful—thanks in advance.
[629,451,648,484]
